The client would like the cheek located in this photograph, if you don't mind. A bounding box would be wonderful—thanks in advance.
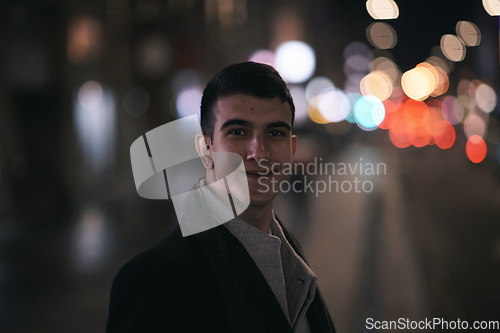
[214,140,249,162]
[272,146,294,164]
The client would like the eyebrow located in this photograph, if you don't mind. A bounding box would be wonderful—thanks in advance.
[219,119,291,132]
[219,119,250,131]
[267,121,291,131]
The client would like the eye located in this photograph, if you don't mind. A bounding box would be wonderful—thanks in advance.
[229,129,245,135]
[269,130,285,137]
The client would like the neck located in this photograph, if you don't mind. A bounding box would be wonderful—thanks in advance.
[205,172,274,233]
[239,202,274,233]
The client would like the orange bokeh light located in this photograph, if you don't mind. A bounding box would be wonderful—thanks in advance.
[404,99,429,128]
[433,120,456,149]
[430,66,449,97]
[425,106,442,145]
[308,96,330,124]
[378,99,399,129]
[412,125,432,147]
[466,135,487,163]
[389,118,414,148]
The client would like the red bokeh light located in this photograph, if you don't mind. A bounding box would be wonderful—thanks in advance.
[466,135,487,163]
[433,120,456,149]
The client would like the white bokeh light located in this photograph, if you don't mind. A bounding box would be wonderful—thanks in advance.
[317,89,351,123]
[74,82,116,174]
[289,85,308,126]
[475,83,497,113]
[248,49,275,67]
[275,41,316,84]
[176,86,203,119]
[483,0,500,16]
[305,76,334,101]
[79,81,103,109]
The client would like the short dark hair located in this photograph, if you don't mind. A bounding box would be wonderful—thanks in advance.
[200,62,295,141]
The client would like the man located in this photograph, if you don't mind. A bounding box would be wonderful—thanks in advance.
[107,62,336,332]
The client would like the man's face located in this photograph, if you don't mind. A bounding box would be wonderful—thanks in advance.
[208,93,297,208]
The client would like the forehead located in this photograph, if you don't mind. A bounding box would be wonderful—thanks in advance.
[213,94,292,126]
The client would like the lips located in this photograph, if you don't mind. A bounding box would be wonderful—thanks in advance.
[246,170,270,178]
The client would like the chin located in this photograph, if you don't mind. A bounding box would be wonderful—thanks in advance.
[247,191,277,208]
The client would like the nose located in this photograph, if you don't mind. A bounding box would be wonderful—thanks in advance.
[246,133,269,163]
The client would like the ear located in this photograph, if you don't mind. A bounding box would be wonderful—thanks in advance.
[195,134,214,170]
[291,134,297,156]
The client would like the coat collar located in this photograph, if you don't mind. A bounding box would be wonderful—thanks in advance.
[182,179,292,332]
[183,179,334,332]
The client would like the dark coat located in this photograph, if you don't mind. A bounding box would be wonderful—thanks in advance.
[106,221,336,333]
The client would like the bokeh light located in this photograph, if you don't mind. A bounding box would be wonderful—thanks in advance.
[366,22,397,49]
[456,21,481,46]
[289,85,309,125]
[317,88,351,122]
[416,62,438,85]
[389,118,414,148]
[433,120,456,149]
[466,135,487,163]
[366,0,399,20]
[74,83,116,174]
[469,80,481,100]
[343,41,371,60]
[344,93,362,123]
[427,98,444,114]
[275,41,316,83]
[79,81,103,109]
[475,83,497,113]
[360,70,393,101]
[137,35,171,78]
[344,54,371,74]
[248,49,275,67]
[426,56,450,74]
[414,62,449,98]
[457,78,472,97]
[464,114,487,138]
[425,106,442,145]
[401,67,433,101]
[441,95,464,124]
[305,76,334,101]
[170,69,204,94]
[440,34,466,62]
[404,99,429,128]
[378,99,398,130]
[175,86,203,118]
[308,95,330,124]
[74,205,109,271]
[344,73,365,94]
[123,87,150,118]
[458,95,472,115]
[67,17,102,64]
[412,124,432,147]
[370,56,400,84]
[431,46,456,72]
[354,95,385,130]
[429,65,449,97]
[483,0,500,16]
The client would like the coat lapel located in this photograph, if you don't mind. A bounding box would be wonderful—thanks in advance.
[181,180,334,332]
[218,226,294,332]
[278,218,336,333]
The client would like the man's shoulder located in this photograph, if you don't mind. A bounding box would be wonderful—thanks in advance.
[127,225,205,274]
[108,226,233,332]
